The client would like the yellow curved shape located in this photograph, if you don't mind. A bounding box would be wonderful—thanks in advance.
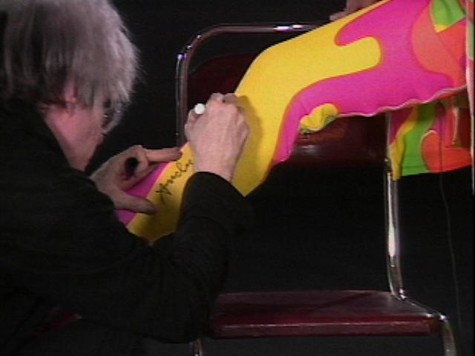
[232,3,383,196]
[126,1,385,241]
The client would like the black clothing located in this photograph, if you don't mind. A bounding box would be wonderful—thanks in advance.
[0,100,251,355]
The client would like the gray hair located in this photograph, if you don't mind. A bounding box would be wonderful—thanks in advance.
[0,0,138,114]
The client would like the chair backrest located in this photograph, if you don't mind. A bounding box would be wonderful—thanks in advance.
[175,23,403,298]
[176,24,387,167]
[176,24,320,143]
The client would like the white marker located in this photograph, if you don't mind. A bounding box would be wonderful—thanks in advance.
[193,103,206,115]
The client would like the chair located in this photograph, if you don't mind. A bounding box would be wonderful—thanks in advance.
[175,23,458,356]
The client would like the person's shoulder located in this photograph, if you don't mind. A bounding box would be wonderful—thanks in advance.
[0,117,104,222]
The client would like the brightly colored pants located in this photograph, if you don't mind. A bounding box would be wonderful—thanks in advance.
[119,0,472,241]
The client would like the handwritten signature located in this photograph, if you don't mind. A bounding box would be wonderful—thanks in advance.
[155,159,193,204]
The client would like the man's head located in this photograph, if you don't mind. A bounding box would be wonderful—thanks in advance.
[0,0,139,169]
[0,0,138,112]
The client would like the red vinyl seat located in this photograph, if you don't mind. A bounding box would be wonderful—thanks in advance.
[210,290,440,339]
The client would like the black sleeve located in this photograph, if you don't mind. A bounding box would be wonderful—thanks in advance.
[3,171,252,343]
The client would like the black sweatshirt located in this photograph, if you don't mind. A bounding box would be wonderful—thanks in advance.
[0,100,251,355]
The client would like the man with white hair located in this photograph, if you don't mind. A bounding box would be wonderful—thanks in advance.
[0,0,250,354]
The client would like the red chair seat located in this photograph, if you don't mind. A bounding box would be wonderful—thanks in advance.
[210,290,440,339]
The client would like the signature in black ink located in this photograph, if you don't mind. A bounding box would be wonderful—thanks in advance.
[156,159,193,204]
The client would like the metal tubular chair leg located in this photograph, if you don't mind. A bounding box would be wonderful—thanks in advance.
[384,157,406,300]
[384,116,458,356]
[440,315,458,356]
[188,339,204,356]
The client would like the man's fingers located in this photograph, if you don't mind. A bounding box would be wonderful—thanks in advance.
[128,163,159,182]
[115,191,156,214]
[144,147,182,164]
[127,147,181,180]
[222,93,238,104]
[118,146,180,183]
[208,92,225,103]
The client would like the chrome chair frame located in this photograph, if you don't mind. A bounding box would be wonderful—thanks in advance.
[175,23,458,356]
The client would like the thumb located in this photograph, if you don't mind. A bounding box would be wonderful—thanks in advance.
[114,192,157,214]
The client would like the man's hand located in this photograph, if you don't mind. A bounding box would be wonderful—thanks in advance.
[91,145,182,213]
[185,93,249,182]
[330,0,381,21]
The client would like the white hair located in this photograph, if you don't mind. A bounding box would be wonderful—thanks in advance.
[0,0,139,115]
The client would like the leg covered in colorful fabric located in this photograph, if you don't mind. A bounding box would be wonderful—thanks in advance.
[119,0,470,240]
